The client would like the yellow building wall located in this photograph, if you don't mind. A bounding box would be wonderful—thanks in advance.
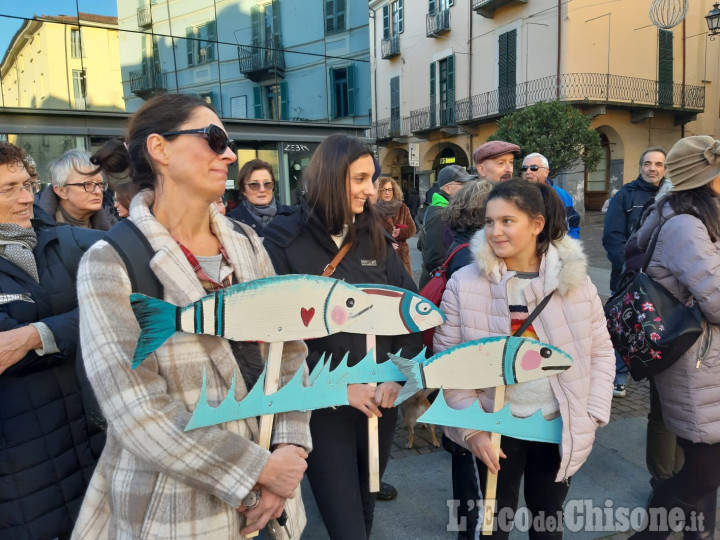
[1,20,124,112]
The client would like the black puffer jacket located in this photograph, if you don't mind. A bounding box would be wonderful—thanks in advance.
[602,175,665,291]
[0,209,104,539]
[263,206,423,370]
[226,200,295,237]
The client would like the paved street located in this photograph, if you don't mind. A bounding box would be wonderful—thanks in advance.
[300,211,718,539]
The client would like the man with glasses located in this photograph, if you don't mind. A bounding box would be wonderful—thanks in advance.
[0,142,104,538]
[522,152,581,239]
[418,165,477,288]
[37,149,117,231]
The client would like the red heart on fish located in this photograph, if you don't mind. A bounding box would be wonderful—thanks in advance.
[301,307,315,326]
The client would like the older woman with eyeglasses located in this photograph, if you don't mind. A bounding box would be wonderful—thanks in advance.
[228,159,293,236]
[37,148,117,230]
[0,142,104,538]
[375,176,416,276]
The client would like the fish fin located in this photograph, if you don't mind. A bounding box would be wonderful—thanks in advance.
[130,293,178,369]
[390,353,424,405]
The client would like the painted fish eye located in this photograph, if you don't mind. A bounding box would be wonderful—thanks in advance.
[346,297,355,308]
[540,347,553,358]
[415,301,432,315]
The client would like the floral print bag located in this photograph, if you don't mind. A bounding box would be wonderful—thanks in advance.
[604,217,703,380]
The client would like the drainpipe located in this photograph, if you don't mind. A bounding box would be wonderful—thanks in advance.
[468,0,473,157]
[681,18,686,137]
[369,6,377,126]
[556,0,561,99]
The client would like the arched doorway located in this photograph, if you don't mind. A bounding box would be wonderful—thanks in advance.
[585,126,624,210]
[381,148,413,194]
[429,142,470,172]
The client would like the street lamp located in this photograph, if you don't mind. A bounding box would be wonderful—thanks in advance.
[707,3,720,38]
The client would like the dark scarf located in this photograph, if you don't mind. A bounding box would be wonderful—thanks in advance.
[0,223,39,282]
[243,198,278,226]
[375,198,403,218]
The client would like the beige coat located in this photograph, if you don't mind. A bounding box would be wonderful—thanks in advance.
[72,190,311,539]
[434,232,615,481]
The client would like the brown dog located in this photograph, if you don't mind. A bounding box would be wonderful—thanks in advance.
[399,389,440,449]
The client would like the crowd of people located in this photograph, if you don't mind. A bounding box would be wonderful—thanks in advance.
[0,92,718,540]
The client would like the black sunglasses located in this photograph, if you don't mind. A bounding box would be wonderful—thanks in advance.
[160,124,236,154]
[521,165,546,172]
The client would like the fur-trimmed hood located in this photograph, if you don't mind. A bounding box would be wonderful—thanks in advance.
[469,230,588,296]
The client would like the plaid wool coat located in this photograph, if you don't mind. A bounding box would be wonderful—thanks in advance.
[72,190,311,539]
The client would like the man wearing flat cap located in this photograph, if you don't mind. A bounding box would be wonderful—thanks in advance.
[418,165,477,288]
[472,140,521,184]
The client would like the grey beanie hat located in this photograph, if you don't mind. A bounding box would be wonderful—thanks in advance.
[667,135,720,192]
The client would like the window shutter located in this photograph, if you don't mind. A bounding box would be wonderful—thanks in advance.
[429,61,436,126]
[658,29,673,106]
[383,5,390,39]
[398,0,404,34]
[251,6,261,47]
[329,68,336,120]
[207,20,217,61]
[186,26,194,66]
[253,86,264,119]
[272,1,283,48]
[429,0,436,15]
[498,30,517,112]
[447,54,455,123]
[347,63,355,116]
[280,81,289,120]
[337,0,346,32]
[325,0,334,33]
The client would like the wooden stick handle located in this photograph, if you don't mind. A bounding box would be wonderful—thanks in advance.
[249,342,284,538]
[367,334,380,493]
[482,385,505,536]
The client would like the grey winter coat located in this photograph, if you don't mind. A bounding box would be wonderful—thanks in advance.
[634,203,720,444]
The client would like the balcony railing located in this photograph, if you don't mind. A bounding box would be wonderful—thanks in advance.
[367,115,412,140]
[238,45,285,82]
[381,35,400,59]
[410,103,456,133]
[137,6,152,28]
[472,0,528,18]
[129,68,167,98]
[454,73,705,123]
[426,8,450,37]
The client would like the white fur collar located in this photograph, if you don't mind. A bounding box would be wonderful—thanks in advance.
[469,230,588,296]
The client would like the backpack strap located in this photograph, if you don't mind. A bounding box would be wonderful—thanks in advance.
[442,242,470,269]
[55,225,86,279]
[104,220,163,298]
[513,292,554,337]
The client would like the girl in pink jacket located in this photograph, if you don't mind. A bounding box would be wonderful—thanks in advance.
[434,180,615,539]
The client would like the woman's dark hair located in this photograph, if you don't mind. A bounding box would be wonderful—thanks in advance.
[304,134,385,258]
[89,94,213,191]
[0,142,35,176]
[485,179,567,257]
[659,185,720,242]
[238,159,275,200]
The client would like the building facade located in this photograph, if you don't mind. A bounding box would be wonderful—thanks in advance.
[369,0,717,210]
[0,0,371,204]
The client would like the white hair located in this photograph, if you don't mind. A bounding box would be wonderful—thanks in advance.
[48,149,97,188]
[523,152,549,169]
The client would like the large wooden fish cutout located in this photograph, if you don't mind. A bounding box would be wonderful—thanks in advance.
[129,275,373,368]
[390,336,573,405]
[185,349,408,431]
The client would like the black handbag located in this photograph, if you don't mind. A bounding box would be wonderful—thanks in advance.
[604,216,704,381]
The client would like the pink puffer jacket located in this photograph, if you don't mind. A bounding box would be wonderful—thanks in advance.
[434,232,615,481]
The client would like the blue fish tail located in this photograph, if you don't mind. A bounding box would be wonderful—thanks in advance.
[390,353,424,405]
[130,293,178,368]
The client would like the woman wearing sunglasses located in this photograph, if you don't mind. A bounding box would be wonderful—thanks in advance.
[263,134,423,540]
[71,94,311,539]
[227,159,293,236]
[375,176,416,277]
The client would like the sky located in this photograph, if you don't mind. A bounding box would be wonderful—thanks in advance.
[0,0,118,57]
